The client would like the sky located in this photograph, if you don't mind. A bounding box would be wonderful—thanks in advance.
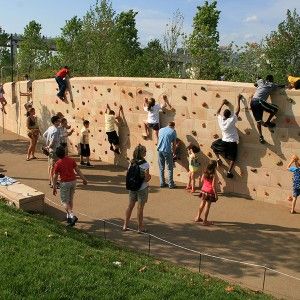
[0,0,299,46]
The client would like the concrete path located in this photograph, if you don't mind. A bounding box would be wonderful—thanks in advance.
[0,130,299,299]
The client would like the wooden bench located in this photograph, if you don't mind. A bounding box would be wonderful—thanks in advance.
[0,181,45,213]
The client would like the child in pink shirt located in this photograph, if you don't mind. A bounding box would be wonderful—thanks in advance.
[195,160,218,226]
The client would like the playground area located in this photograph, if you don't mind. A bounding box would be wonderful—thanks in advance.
[0,129,299,299]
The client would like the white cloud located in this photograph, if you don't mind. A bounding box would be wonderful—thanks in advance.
[244,15,258,22]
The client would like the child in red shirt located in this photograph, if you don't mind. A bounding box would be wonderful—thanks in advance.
[53,146,87,226]
[55,66,70,101]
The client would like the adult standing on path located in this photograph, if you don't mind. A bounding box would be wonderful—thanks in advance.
[157,121,177,189]
[55,66,70,101]
[211,95,241,178]
[26,107,40,161]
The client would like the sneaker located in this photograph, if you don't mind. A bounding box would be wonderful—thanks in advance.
[80,161,86,166]
[56,182,60,189]
[259,136,265,144]
[67,217,72,224]
[160,183,168,188]
[263,121,276,128]
[86,163,94,167]
[169,185,176,189]
[68,216,78,227]
[227,172,234,178]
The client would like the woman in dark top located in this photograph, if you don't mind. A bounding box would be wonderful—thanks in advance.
[26,107,40,161]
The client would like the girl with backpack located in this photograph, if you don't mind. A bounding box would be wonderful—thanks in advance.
[195,160,218,226]
[123,144,151,233]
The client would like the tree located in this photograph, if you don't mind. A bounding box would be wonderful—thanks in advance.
[17,20,51,79]
[187,0,221,80]
[162,10,185,77]
[264,9,300,83]
[0,27,10,72]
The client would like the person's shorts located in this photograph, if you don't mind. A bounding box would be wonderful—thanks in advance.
[148,123,160,131]
[293,188,300,197]
[60,180,76,204]
[48,151,58,166]
[211,139,238,161]
[250,100,279,123]
[189,165,200,173]
[80,143,90,157]
[106,131,119,145]
[129,187,149,204]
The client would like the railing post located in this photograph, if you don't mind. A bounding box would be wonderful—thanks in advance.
[198,254,202,273]
[148,234,151,256]
[262,266,267,291]
[103,220,106,240]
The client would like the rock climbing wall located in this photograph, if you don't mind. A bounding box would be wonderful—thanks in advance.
[1,77,300,207]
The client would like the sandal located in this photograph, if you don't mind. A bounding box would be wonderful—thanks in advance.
[194,218,203,223]
[26,158,31,161]
[202,221,214,226]
[31,156,37,159]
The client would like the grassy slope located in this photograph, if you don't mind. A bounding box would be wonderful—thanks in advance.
[0,203,273,300]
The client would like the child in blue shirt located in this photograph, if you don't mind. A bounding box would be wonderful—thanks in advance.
[287,154,300,214]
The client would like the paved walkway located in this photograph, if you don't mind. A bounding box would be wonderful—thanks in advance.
[1,130,299,299]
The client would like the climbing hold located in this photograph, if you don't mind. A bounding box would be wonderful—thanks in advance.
[177,174,180,177]
[213,134,219,139]
[56,88,58,91]
[95,119,97,122]
[88,86,90,89]
[245,130,250,135]
[181,113,185,117]
[136,106,140,110]
[55,100,58,104]
[77,90,80,93]
[94,87,98,91]
[192,112,196,115]
[114,102,117,106]
[182,96,187,101]
[266,173,269,177]
[216,93,220,98]
[114,82,117,85]
[207,152,213,158]
[74,144,77,148]
[163,95,168,100]
[93,149,95,153]
[82,101,85,105]
[137,89,143,94]
[77,133,79,136]
[107,88,111,93]
[145,83,149,87]
[129,108,132,111]
[105,151,107,155]
[202,102,208,108]
[191,130,197,136]
[155,83,160,88]
[138,124,142,128]
[121,89,126,94]
[173,84,177,88]
[277,183,282,187]
[287,196,293,202]
[264,192,269,196]
[100,111,103,115]
[82,86,85,90]
[250,168,257,173]
[128,92,133,97]
[202,123,206,128]
[72,85,74,88]
[88,112,90,115]
[73,116,75,119]
[201,86,207,91]
[100,93,103,96]
[194,92,198,96]
[70,142,73,146]
[253,188,256,192]
[98,129,102,132]
[276,160,283,166]
[66,109,69,113]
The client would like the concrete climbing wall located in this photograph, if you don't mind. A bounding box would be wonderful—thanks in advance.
[1,77,300,207]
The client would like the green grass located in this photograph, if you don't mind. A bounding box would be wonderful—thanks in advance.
[0,202,273,300]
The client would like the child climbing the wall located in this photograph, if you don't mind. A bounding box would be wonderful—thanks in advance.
[186,145,201,193]
[195,160,218,226]
[287,154,300,214]
[142,96,172,143]
[80,120,93,167]
[0,84,7,114]
[105,104,122,155]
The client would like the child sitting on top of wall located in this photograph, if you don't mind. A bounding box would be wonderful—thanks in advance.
[0,85,7,114]
[287,154,300,214]
[105,104,122,155]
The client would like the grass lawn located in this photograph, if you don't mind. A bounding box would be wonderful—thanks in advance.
[0,202,273,300]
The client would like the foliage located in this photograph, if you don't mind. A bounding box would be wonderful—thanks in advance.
[0,27,10,71]
[0,202,273,300]
[264,9,300,83]
[187,0,221,80]
[17,20,51,79]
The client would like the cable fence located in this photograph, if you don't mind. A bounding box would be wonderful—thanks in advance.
[45,197,300,300]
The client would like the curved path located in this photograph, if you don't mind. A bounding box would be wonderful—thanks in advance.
[0,129,299,299]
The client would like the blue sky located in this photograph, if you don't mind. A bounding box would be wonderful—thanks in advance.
[0,0,299,46]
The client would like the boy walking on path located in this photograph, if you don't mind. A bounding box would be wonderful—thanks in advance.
[250,75,285,144]
[157,122,177,189]
[105,104,122,154]
[287,155,300,214]
[55,66,70,101]
[80,120,93,167]
[53,146,88,226]
[211,95,241,178]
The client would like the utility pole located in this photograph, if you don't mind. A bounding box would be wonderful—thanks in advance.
[10,34,14,82]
